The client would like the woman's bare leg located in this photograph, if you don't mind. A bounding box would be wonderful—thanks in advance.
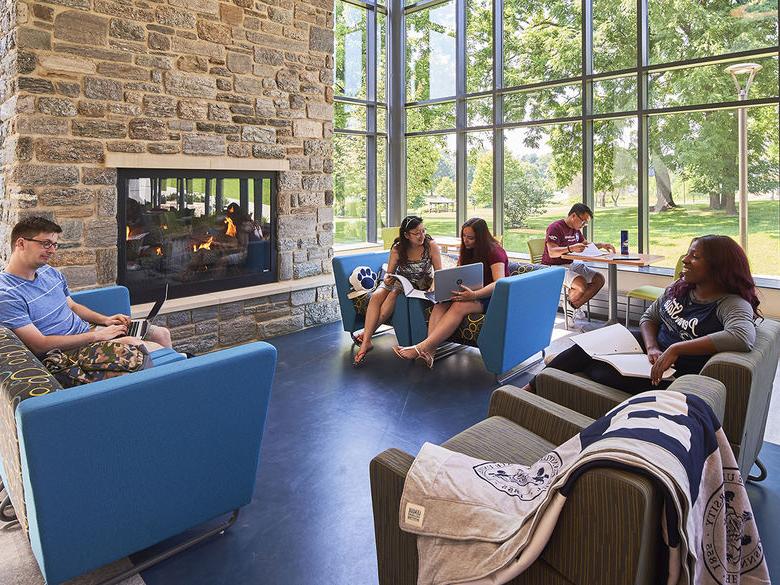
[397,300,482,358]
[377,290,400,328]
[419,300,481,353]
[145,324,173,348]
[427,302,448,335]
[357,288,392,358]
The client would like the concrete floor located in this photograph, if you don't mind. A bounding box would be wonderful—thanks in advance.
[135,317,780,585]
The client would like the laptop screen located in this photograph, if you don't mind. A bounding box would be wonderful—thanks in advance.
[145,284,169,321]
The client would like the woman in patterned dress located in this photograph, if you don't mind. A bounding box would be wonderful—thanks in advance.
[393,217,509,368]
[353,216,442,367]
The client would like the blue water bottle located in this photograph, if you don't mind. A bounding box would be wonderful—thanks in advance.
[620,230,629,255]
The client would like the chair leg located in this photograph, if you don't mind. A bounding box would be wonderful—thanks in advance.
[625,296,631,328]
[585,300,591,322]
[351,324,393,345]
[0,495,17,525]
[748,458,768,482]
[97,510,240,585]
[562,288,570,330]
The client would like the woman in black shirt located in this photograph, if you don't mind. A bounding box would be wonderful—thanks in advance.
[527,235,760,393]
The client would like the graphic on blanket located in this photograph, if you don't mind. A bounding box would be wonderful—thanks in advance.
[352,291,372,316]
[702,468,763,580]
[473,451,562,501]
[579,393,719,505]
[400,390,769,585]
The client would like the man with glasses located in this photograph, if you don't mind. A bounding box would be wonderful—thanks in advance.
[0,216,172,357]
[541,204,615,317]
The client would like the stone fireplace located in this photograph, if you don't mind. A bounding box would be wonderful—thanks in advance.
[118,169,278,302]
[0,0,340,350]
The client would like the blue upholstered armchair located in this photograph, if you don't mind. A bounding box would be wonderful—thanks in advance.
[0,285,277,585]
[332,251,415,347]
[406,263,565,381]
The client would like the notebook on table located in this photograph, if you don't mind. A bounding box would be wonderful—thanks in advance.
[128,284,168,338]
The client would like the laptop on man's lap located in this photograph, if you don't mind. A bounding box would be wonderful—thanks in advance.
[127,284,168,338]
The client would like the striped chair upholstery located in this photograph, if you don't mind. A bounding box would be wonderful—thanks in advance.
[535,319,780,480]
[369,379,726,585]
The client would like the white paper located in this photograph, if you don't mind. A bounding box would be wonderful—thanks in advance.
[385,273,436,302]
[576,242,608,257]
[592,354,675,380]
[570,324,675,380]
[570,324,643,355]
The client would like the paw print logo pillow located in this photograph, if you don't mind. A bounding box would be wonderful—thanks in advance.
[347,266,379,299]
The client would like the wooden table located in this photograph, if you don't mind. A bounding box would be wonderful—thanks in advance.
[561,253,665,324]
[434,235,461,255]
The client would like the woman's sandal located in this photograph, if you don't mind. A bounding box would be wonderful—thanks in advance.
[393,344,434,369]
[392,345,415,360]
[415,347,434,369]
[353,348,369,368]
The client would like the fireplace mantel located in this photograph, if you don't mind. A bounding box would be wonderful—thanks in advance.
[105,153,290,172]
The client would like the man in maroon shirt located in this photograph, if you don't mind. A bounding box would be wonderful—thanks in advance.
[541,204,615,311]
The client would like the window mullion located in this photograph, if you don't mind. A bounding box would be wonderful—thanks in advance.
[582,0,594,241]
[493,0,504,237]
[389,0,406,225]
[456,0,467,232]
[367,6,378,242]
[637,0,650,253]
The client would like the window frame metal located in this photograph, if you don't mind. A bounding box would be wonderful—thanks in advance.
[390,0,779,249]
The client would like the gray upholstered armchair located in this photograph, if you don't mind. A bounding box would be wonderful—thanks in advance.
[534,319,780,481]
[370,376,725,585]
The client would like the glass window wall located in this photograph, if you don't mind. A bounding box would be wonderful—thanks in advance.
[333,0,388,245]
[332,0,779,282]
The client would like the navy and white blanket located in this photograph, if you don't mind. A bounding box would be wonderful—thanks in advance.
[399,391,770,585]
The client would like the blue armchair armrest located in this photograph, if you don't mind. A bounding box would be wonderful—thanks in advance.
[16,341,277,585]
[478,267,565,375]
[70,285,131,317]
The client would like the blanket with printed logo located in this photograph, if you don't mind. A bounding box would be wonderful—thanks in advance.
[399,390,770,585]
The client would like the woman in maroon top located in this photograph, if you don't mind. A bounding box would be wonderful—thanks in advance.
[393,217,509,368]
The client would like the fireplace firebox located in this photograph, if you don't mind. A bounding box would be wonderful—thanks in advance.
[117,169,277,303]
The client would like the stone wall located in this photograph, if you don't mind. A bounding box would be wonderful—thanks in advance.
[160,283,339,354]
[0,0,335,288]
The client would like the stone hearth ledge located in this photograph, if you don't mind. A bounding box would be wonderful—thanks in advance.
[105,153,290,171]
[130,274,334,318]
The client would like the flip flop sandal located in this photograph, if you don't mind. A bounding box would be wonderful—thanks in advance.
[393,345,432,368]
[392,345,415,360]
[353,349,369,368]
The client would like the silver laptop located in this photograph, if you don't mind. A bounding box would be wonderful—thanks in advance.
[431,263,484,302]
[128,284,168,338]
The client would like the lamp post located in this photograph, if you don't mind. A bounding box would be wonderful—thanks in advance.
[724,62,762,253]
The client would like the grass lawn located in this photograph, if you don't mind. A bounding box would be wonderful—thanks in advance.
[336,199,780,277]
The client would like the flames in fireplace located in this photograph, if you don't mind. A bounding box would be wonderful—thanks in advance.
[225,216,237,238]
[119,172,277,302]
[193,237,214,251]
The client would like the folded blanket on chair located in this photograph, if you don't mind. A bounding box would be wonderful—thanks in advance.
[399,390,770,585]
